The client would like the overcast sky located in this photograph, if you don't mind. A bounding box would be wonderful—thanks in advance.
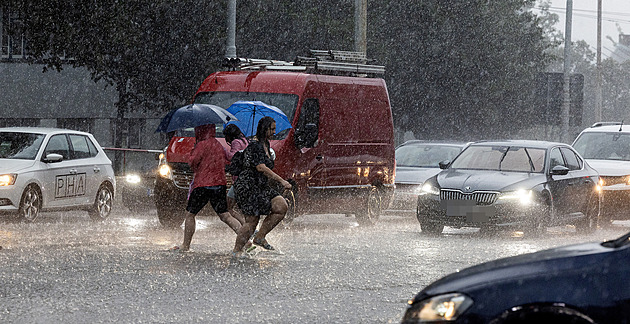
[541,0,630,58]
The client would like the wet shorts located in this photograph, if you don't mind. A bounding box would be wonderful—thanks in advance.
[186,185,228,215]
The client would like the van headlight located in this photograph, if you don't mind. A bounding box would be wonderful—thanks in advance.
[420,182,440,196]
[404,293,473,322]
[158,164,171,178]
[0,174,17,186]
[498,189,532,205]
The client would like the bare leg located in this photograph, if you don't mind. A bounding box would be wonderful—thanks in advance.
[254,196,288,241]
[227,197,245,225]
[218,211,241,233]
[182,211,197,251]
[233,214,259,252]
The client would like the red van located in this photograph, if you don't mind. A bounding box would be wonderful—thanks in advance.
[155,51,395,227]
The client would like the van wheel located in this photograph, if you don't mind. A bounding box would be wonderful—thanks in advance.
[89,185,113,221]
[356,186,382,226]
[282,186,298,226]
[156,203,184,228]
[18,185,42,222]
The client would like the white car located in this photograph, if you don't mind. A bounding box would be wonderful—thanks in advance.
[0,127,116,222]
[572,122,630,225]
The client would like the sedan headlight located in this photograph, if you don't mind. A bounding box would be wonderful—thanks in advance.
[420,182,440,196]
[125,174,142,184]
[498,189,533,205]
[404,293,473,322]
[0,174,17,186]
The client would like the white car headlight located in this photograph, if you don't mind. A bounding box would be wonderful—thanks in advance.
[498,189,533,205]
[404,293,473,322]
[0,174,17,186]
[420,183,440,196]
[125,174,142,184]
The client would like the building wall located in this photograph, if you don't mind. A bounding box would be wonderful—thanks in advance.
[0,62,167,149]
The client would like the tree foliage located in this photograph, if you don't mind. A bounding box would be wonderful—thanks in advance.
[11,0,560,141]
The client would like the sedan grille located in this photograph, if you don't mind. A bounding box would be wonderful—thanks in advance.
[440,189,499,205]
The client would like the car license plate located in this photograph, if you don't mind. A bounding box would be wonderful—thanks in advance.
[442,200,495,222]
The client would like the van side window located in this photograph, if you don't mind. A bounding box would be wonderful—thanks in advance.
[295,98,320,148]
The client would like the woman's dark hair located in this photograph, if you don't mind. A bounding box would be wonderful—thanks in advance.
[256,116,276,143]
[222,124,245,143]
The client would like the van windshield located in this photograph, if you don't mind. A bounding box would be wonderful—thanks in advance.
[194,92,299,140]
[573,132,630,161]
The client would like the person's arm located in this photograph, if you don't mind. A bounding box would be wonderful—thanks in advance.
[256,164,292,190]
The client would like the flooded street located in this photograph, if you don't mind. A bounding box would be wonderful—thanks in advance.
[1,207,629,323]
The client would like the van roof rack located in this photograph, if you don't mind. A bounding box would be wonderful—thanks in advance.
[223,49,385,77]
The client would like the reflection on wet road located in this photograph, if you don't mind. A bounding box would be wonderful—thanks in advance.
[1,209,628,323]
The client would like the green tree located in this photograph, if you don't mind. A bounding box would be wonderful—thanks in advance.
[10,0,225,169]
[369,0,558,139]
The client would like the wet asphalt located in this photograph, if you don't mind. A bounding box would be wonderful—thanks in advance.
[0,206,628,324]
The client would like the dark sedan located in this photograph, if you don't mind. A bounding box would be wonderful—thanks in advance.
[402,230,630,323]
[416,140,601,235]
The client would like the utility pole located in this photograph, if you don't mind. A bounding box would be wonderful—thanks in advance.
[561,0,573,143]
[225,0,237,58]
[354,0,367,54]
[595,0,603,122]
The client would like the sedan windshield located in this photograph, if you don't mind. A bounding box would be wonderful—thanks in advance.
[0,132,46,160]
[396,144,462,167]
[450,145,545,173]
[573,132,630,161]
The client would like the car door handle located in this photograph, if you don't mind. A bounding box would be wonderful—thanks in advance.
[316,155,323,161]
[93,167,101,173]
[69,169,78,174]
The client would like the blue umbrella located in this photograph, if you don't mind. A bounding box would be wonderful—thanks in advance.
[225,101,292,137]
[155,104,237,133]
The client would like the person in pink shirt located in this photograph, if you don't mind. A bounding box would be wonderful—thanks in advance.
[171,124,241,252]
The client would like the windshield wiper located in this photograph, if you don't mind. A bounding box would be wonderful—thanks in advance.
[602,231,630,248]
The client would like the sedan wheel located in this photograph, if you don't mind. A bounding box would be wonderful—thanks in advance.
[576,193,599,234]
[18,185,41,222]
[89,185,113,221]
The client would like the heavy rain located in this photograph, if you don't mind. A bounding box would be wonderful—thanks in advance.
[2,0,630,323]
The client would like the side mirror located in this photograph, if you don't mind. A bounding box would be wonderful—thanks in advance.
[439,160,451,169]
[43,153,64,163]
[295,123,318,149]
[551,165,569,176]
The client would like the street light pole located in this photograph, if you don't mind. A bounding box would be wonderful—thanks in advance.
[561,0,572,143]
[595,0,603,122]
[225,0,237,58]
[354,0,367,54]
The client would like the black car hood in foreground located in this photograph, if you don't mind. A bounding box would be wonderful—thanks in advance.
[411,236,630,323]
[418,241,610,299]
[436,169,542,192]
